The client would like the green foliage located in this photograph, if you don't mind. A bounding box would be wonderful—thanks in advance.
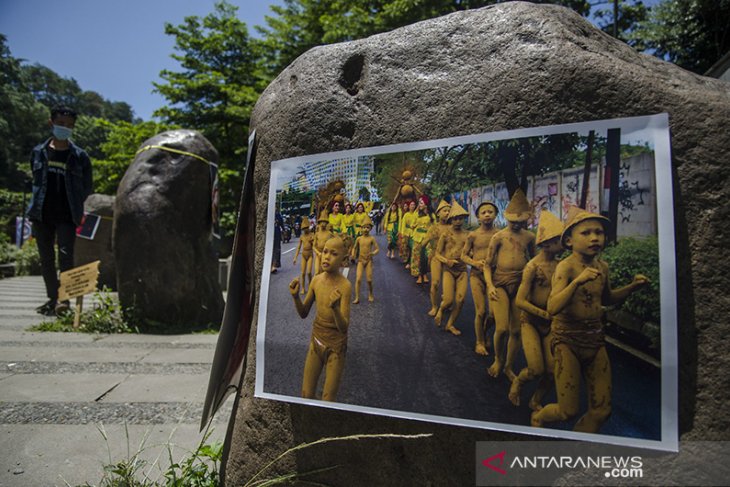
[87,425,222,487]
[0,34,47,191]
[0,236,18,265]
[163,440,222,487]
[30,287,137,334]
[0,189,25,239]
[153,0,264,238]
[73,115,113,160]
[602,236,660,324]
[15,239,40,276]
[629,0,730,74]
[20,63,134,122]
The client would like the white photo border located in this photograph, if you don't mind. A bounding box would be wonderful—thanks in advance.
[255,113,678,452]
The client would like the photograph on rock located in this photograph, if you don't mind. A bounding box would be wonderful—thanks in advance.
[255,113,677,451]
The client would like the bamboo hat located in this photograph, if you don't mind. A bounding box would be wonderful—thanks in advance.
[447,200,469,221]
[476,201,499,216]
[301,216,311,228]
[436,199,451,213]
[362,215,373,228]
[535,209,563,245]
[560,205,610,248]
[504,188,532,222]
[317,210,329,223]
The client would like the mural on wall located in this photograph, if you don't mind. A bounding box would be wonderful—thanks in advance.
[616,152,656,237]
[561,166,600,216]
[531,173,561,223]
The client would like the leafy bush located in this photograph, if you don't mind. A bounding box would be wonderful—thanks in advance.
[0,235,18,265]
[0,189,25,240]
[602,236,660,324]
[31,287,137,334]
[15,238,41,275]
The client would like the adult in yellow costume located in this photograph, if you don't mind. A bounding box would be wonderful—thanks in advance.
[410,195,434,283]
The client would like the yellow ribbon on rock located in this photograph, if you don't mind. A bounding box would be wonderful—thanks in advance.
[135,144,216,167]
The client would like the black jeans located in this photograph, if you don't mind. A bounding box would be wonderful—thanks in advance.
[32,219,76,300]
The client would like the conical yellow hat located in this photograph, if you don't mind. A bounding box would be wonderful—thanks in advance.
[560,205,610,248]
[301,216,310,228]
[447,200,469,221]
[436,200,451,213]
[317,210,329,223]
[362,215,373,228]
[504,188,531,222]
[535,209,563,245]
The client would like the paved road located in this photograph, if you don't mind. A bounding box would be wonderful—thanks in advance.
[263,234,661,441]
[0,276,231,487]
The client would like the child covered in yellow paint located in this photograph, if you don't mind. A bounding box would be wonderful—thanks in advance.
[292,216,315,295]
[484,188,536,381]
[351,215,379,304]
[313,211,334,275]
[531,207,648,432]
[289,237,352,401]
[509,209,563,409]
[434,201,470,336]
[427,200,451,316]
[461,201,499,355]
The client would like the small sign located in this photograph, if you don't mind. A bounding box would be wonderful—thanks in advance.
[58,261,100,302]
[76,213,101,240]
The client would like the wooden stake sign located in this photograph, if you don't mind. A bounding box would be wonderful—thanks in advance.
[58,260,100,329]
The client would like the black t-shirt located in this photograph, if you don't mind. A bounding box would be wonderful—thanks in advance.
[42,147,73,223]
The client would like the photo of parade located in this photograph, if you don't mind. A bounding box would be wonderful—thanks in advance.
[256,114,676,449]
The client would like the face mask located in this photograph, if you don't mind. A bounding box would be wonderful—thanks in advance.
[52,125,73,140]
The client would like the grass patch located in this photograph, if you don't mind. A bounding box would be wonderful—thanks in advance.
[30,287,138,334]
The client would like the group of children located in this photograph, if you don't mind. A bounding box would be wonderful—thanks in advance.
[287,188,648,435]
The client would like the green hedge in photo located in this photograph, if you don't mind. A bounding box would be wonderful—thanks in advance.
[602,236,660,324]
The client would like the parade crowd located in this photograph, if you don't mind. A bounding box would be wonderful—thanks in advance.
[285,188,648,434]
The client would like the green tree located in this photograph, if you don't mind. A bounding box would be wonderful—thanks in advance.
[154,0,265,236]
[72,115,112,160]
[629,0,730,74]
[0,35,47,190]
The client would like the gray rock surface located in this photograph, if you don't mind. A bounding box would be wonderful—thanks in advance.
[74,193,116,290]
[114,130,224,329]
[226,2,730,485]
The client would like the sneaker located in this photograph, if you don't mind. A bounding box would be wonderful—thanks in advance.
[35,299,57,315]
[54,300,70,316]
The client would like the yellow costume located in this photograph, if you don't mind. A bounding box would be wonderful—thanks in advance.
[328,211,344,234]
[410,209,433,279]
[385,206,401,256]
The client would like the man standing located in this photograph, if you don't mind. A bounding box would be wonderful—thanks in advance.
[27,106,92,315]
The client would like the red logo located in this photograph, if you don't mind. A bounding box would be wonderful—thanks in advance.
[482,451,507,475]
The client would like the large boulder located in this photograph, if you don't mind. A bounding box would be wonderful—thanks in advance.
[225,3,730,485]
[74,193,116,290]
[114,130,224,328]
